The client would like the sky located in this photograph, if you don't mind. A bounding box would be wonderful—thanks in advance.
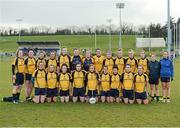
[0,0,179,28]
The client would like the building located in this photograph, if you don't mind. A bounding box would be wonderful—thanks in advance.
[17,41,61,56]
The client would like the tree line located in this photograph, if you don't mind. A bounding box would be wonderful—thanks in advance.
[0,18,180,42]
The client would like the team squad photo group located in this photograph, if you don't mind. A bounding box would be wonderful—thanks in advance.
[7,47,174,105]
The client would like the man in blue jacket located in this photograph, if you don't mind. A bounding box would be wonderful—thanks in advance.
[148,53,160,102]
[160,51,174,103]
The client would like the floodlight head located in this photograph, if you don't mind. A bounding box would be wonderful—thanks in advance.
[107,19,112,23]
[116,3,125,8]
[16,19,23,22]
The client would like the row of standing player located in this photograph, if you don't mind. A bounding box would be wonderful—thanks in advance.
[11,48,174,104]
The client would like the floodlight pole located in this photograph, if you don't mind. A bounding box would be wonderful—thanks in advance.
[16,19,23,41]
[173,23,176,63]
[179,23,180,49]
[94,29,97,50]
[107,19,112,51]
[149,25,151,52]
[176,23,178,50]
[116,3,125,48]
[167,0,171,56]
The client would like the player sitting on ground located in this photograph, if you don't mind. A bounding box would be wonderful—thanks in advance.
[134,65,149,105]
[121,64,134,104]
[109,66,121,103]
[59,64,71,103]
[71,63,86,102]
[85,64,100,103]
[46,65,59,102]
[32,62,47,104]
[100,66,111,103]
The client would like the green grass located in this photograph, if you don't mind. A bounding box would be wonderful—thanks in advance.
[0,35,180,127]
[0,35,137,53]
[0,57,180,127]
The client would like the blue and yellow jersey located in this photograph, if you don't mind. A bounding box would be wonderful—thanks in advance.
[58,54,71,69]
[103,58,114,75]
[25,57,36,74]
[134,73,149,93]
[114,57,126,75]
[32,69,47,88]
[71,70,86,88]
[82,57,94,71]
[125,57,138,73]
[46,58,58,71]
[121,72,134,90]
[47,72,58,89]
[110,74,121,89]
[93,55,105,73]
[36,58,47,68]
[12,57,25,74]
[85,72,99,91]
[59,73,71,91]
[138,58,149,73]
[100,73,111,91]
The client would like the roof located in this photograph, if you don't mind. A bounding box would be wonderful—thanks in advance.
[136,38,166,48]
[17,41,60,46]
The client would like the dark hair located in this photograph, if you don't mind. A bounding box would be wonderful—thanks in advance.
[61,63,68,68]
[73,48,78,51]
[76,63,81,67]
[103,65,108,69]
[96,48,101,51]
[113,65,118,70]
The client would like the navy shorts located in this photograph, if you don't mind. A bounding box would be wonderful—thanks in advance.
[87,90,98,97]
[35,88,46,96]
[73,87,85,97]
[149,77,159,85]
[122,89,134,100]
[161,77,170,82]
[46,88,58,97]
[110,89,119,98]
[15,73,24,85]
[25,73,32,81]
[100,91,110,97]
[135,92,147,100]
[60,90,69,97]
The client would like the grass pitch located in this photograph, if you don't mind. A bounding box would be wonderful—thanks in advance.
[0,35,180,127]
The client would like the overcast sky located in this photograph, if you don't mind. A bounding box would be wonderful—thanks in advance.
[0,0,179,28]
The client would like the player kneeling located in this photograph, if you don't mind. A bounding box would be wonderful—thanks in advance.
[71,63,86,102]
[121,64,134,104]
[59,64,71,103]
[100,66,111,103]
[46,65,58,102]
[85,64,99,103]
[134,65,149,105]
[32,62,47,104]
[110,66,121,103]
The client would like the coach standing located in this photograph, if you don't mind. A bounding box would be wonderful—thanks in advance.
[160,51,174,103]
